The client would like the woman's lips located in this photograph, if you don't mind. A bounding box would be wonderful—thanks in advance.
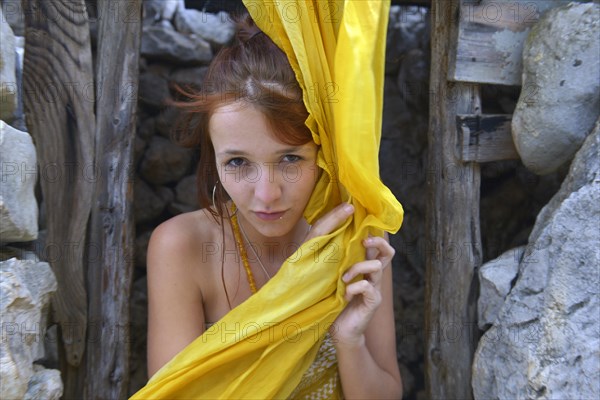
[254,211,286,221]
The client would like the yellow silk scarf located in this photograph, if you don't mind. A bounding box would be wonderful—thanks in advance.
[131,1,402,398]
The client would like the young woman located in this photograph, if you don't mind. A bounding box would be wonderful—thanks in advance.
[144,14,402,399]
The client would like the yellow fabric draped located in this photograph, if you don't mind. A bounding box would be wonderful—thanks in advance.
[130,1,402,398]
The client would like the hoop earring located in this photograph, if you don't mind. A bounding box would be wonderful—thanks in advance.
[212,181,219,211]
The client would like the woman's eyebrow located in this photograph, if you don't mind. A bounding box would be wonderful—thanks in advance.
[216,149,253,157]
[217,146,309,157]
[275,146,304,154]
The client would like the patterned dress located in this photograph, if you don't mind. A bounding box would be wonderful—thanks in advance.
[288,334,343,399]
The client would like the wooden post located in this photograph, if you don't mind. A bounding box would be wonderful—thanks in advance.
[86,0,142,398]
[22,1,95,396]
[425,1,482,398]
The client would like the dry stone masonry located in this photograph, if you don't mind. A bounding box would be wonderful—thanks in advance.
[512,2,600,175]
[473,3,600,398]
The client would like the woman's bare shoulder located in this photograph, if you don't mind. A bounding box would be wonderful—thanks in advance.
[150,210,219,251]
[146,209,224,278]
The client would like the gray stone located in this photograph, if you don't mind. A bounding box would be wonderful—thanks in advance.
[128,277,148,396]
[472,122,600,399]
[141,25,212,65]
[143,0,184,24]
[169,66,208,89]
[139,70,171,110]
[512,3,600,175]
[139,136,193,185]
[134,179,168,224]
[174,9,235,46]
[169,175,198,215]
[478,246,524,329]
[1,1,24,36]
[137,117,156,141]
[11,35,27,132]
[134,135,147,167]
[0,258,58,399]
[24,364,62,400]
[0,121,38,242]
[386,6,429,75]
[1,6,17,121]
[175,174,198,209]
[155,106,181,138]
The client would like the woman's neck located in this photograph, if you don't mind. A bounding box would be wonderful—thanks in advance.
[234,212,310,269]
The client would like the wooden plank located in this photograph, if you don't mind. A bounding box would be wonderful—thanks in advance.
[85,0,142,398]
[22,0,95,371]
[449,0,578,85]
[457,114,519,162]
[426,1,482,398]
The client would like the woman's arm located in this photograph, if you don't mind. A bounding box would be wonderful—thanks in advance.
[146,218,206,377]
[307,206,402,398]
[333,236,402,399]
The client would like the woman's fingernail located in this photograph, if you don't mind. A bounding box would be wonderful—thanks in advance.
[343,273,350,282]
[344,204,354,213]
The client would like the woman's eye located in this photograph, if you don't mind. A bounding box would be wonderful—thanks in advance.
[282,154,302,163]
[226,158,245,167]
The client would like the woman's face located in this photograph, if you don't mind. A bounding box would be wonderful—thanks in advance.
[210,102,319,239]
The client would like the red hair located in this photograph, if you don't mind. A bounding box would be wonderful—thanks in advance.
[172,14,312,218]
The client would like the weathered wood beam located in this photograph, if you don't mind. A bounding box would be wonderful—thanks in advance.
[457,114,519,162]
[85,0,142,398]
[448,0,578,86]
[426,1,481,398]
[22,0,95,373]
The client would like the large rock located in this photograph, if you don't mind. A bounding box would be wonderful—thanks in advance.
[12,36,27,132]
[1,0,24,36]
[512,3,600,175]
[472,121,600,399]
[477,246,524,329]
[0,257,60,399]
[0,6,17,121]
[139,136,193,185]
[141,25,212,65]
[142,0,184,24]
[0,121,38,242]
[174,9,235,46]
[24,365,62,400]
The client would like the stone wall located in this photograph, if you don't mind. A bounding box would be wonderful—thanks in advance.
[473,3,600,399]
[0,9,62,397]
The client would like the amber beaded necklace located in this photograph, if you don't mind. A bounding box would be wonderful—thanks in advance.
[230,205,258,294]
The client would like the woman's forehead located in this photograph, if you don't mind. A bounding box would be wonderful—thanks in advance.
[210,102,314,149]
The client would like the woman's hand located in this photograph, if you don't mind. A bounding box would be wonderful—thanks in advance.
[331,235,395,347]
[301,202,402,398]
[302,202,395,346]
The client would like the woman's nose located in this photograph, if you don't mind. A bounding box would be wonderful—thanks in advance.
[253,165,282,204]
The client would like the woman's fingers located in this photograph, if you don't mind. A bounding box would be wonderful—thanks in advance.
[344,279,382,306]
[342,259,383,285]
[363,236,395,266]
[306,203,354,240]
